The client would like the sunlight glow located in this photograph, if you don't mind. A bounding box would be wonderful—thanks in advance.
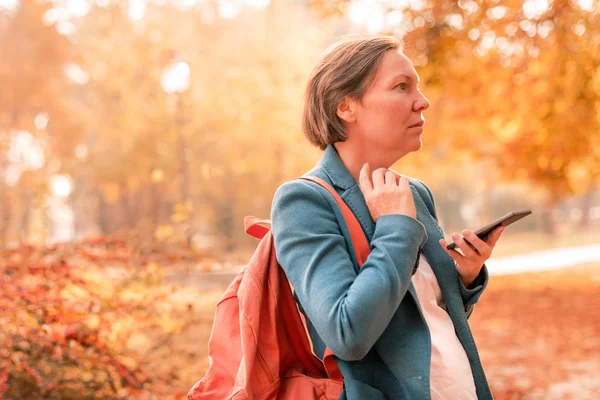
[64,63,89,85]
[0,0,19,13]
[386,10,404,27]
[34,112,49,130]
[50,175,73,197]
[522,0,550,20]
[528,46,540,58]
[487,6,507,19]
[129,0,146,21]
[57,21,76,36]
[445,13,463,30]
[537,20,554,38]
[25,146,45,170]
[66,0,90,18]
[6,131,46,182]
[348,0,370,24]
[5,166,20,187]
[176,0,197,9]
[577,0,594,12]
[75,144,89,160]
[366,8,385,34]
[43,8,69,25]
[8,131,32,164]
[479,31,496,53]
[468,28,480,41]
[245,0,270,9]
[161,62,191,94]
[505,22,519,36]
[408,0,424,11]
[348,0,400,33]
[458,0,478,15]
[151,168,165,183]
[572,21,586,36]
[219,1,239,19]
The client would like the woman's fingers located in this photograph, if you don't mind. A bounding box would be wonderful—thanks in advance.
[385,170,397,186]
[451,233,479,258]
[358,163,373,193]
[462,230,490,258]
[485,226,505,248]
[372,168,386,187]
[439,239,465,263]
[359,166,402,191]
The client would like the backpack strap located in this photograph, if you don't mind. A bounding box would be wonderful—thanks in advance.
[244,176,372,383]
[297,176,370,267]
[244,177,370,267]
[296,176,371,382]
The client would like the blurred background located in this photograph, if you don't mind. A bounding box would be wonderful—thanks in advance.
[1,0,599,399]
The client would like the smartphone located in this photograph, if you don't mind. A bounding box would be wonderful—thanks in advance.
[446,210,532,250]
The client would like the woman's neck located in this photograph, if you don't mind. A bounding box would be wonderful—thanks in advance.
[333,142,400,183]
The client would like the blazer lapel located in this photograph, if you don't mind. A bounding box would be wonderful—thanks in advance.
[316,145,424,302]
[409,189,464,319]
[315,145,466,321]
[312,145,482,389]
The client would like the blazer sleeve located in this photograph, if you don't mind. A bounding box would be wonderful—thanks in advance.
[412,178,489,313]
[458,265,489,318]
[271,180,427,362]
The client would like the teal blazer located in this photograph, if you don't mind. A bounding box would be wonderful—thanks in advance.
[270,144,493,399]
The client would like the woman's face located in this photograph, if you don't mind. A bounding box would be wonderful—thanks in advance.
[345,50,430,158]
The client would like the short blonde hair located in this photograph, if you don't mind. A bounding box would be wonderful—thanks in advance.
[302,36,403,150]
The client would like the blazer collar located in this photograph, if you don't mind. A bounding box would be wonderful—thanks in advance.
[316,144,359,191]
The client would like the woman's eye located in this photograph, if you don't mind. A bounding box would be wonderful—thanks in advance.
[396,83,408,90]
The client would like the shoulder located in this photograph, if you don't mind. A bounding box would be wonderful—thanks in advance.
[270,171,346,245]
[271,169,336,220]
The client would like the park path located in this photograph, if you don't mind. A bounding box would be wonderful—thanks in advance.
[487,244,600,275]
[168,244,600,289]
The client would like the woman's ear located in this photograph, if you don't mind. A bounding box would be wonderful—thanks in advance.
[336,96,357,124]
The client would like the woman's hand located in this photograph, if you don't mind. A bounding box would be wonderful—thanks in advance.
[439,226,505,287]
[358,163,416,222]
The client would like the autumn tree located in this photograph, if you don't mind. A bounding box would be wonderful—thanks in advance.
[0,0,80,245]
[312,0,600,232]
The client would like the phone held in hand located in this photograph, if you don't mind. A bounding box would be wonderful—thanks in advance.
[446,210,532,251]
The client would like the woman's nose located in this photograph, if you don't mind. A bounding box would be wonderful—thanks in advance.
[414,92,430,112]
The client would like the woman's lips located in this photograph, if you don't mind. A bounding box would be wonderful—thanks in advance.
[408,120,425,133]
[408,125,424,133]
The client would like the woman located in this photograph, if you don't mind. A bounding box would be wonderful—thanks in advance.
[270,36,504,399]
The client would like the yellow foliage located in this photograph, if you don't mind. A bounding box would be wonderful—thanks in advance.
[87,314,101,330]
[157,316,185,334]
[151,168,165,183]
[155,224,174,241]
[101,182,121,205]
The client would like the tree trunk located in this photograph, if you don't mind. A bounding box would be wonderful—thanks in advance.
[3,184,27,246]
[0,183,9,246]
[578,182,596,229]
[72,174,103,240]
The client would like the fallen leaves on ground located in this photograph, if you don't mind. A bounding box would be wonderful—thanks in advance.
[471,264,600,399]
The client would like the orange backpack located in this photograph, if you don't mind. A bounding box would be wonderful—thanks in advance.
[187,176,371,400]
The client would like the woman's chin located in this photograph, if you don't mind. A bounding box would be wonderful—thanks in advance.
[407,137,423,152]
